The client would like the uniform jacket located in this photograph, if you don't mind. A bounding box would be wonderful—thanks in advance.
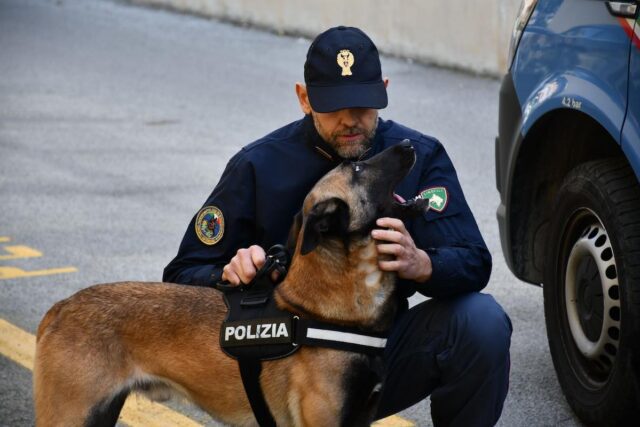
[163,115,491,305]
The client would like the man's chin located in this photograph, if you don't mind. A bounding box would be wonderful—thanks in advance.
[327,131,375,159]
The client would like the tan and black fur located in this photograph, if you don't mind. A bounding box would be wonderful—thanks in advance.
[34,141,427,427]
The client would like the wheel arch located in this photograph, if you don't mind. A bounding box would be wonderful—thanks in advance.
[507,109,625,284]
[517,73,627,145]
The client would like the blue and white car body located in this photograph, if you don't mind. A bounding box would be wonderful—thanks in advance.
[496,0,640,423]
[496,0,639,283]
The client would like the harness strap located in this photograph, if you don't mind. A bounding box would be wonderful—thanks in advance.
[238,358,276,427]
[217,245,289,427]
[217,245,388,425]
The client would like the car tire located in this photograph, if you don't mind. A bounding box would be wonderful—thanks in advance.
[544,158,640,426]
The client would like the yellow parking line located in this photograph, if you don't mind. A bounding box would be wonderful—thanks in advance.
[0,266,77,280]
[0,237,10,243]
[0,318,414,426]
[0,245,43,260]
[120,397,202,426]
[0,318,35,370]
[374,415,416,426]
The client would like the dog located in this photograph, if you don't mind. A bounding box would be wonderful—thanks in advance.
[34,141,427,427]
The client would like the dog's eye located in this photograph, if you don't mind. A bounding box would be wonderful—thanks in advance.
[353,164,364,173]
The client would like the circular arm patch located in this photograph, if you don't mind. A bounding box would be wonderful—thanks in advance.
[195,206,225,245]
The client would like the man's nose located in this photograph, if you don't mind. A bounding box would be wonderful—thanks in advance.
[338,108,361,127]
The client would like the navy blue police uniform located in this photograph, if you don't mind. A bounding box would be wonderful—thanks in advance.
[164,26,511,427]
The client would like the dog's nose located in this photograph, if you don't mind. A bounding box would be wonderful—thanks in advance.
[398,139,414,152]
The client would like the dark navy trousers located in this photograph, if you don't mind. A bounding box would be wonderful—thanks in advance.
[375,293,512,427]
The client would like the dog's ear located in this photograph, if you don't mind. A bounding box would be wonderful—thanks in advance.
[286,211,303,254]
[300,198,350,255]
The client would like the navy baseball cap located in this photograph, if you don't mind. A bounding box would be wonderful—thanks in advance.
[304,26,388,113]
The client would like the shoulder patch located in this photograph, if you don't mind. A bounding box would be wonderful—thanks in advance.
[195,206,225,245]
[419,187,449,213]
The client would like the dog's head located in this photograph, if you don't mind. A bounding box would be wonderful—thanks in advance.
[289,140,429,256]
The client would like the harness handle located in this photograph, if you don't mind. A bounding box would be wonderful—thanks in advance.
[215,244,290,292]
[215,281,237,292]
[262,244,289,284]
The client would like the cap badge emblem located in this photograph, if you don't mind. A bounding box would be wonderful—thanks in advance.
[337,49,354,76]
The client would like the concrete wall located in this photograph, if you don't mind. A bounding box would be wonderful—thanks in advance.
[133,0,522,76]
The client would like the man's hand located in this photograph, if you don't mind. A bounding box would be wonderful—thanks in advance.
[221,245,282,286]
[371,217,432,283]
[222,245,267,286]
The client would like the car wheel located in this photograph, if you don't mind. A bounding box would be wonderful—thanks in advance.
[544,158,640,426]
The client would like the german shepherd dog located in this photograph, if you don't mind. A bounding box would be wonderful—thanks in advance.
[34,141,427,427]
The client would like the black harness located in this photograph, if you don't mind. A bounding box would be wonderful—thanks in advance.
[216,245,389,427]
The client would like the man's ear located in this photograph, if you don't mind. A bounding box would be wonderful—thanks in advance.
[300,198,350,255]
[295,83,312,115]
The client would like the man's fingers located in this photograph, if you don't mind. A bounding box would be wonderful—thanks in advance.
[226,246,266,285]
[222,245,275,286]
[376,243,403,256]
[376,217,407,233]
[372,217,410,243]
[371,228,402,243]
[222,266,241,286]
[249,245,267,269]
[240,246,266,283]
[379,259,401,272]
[238,253,258,283]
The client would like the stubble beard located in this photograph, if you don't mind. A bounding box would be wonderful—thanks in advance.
[312,113,378,160]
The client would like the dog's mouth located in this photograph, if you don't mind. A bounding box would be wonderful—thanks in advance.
[391,192,410,210]
[389,191,429,219]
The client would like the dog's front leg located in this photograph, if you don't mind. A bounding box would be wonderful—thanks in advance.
[264,348,349,427]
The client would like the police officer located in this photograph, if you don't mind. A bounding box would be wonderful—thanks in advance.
[164,26,512,427]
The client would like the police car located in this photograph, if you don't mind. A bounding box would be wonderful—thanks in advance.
[495,0,640,424]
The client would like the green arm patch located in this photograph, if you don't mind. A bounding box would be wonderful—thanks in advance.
[419,187,449,213]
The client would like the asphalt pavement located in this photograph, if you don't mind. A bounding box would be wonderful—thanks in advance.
[0,0,586,425]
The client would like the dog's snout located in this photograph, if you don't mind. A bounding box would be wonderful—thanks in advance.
[361,140,416,183]
[398,139,414,152]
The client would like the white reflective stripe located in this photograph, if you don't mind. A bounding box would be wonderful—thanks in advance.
[306,328,387,348]
[634,20,640,39]
[609,2,637,16]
